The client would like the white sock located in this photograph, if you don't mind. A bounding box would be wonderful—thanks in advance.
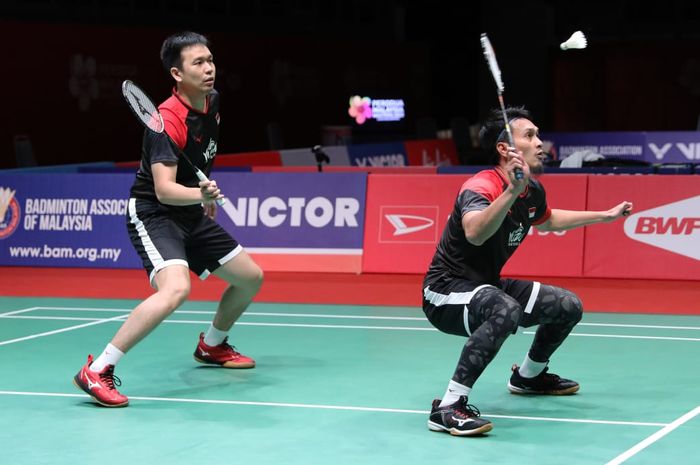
[438,380,472,407]
[90,343,125,372]
[203,324,228,347]
[518,355,548,378]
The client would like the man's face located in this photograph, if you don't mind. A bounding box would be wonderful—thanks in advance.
[174,44,215,95]
[510,118,545,175]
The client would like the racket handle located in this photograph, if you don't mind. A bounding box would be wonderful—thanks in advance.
[514,168,524,180]
[195,169,227,206]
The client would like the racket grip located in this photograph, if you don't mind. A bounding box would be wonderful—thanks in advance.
[514,168,524,180]
[195,170,227,206]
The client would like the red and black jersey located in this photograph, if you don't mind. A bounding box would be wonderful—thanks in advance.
[129,88,221,215]
[425,168,551,286]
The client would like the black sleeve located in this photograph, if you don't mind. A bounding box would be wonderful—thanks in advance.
[145,131,179,166]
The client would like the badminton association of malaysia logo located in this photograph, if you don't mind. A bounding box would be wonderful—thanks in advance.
[379,206,438,243]
[0,187,21,239]
[623,195,700,260]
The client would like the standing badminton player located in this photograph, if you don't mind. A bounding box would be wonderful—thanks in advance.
[73,31,263,407]
[423,106,632,435]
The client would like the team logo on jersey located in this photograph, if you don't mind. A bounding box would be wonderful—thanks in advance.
[203,138,217,163]
[508,223,525,247]
[379,206,438,243]
[623,195,700,260]
[0,187,21,239]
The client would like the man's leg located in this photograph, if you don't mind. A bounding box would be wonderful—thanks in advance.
[193,249,263,368]
[508,282,583,394]
[74,265,191,407]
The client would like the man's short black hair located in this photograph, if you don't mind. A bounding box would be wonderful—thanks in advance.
[160,31,210,73]
[478,106,531,165]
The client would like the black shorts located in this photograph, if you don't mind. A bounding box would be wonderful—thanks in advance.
[422,275,545,337]
[126,198,241,286]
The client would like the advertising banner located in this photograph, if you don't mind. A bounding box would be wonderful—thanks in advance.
[543,132,646,163]
[215,172,367,272]
[404,139,459,166]
[0,173,140,268]
[362,173,587,276]
[362,174,466,273]
[584,175,700,280]
[644,132,700,164]
[347,142,408,167]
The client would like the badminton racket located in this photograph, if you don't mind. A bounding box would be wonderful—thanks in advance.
[121,80,226,206]
[480,33,523,180]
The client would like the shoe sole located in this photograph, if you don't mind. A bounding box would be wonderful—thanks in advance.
[193,355,255,369]
[72,377,129,408]
[507,382,580,395]
[427,420,493,436]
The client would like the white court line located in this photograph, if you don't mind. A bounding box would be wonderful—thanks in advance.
[605,405,700,465]
[580,323,700,331]
[15,307,700,329]
[0,307,42,317]
[0,390,667,427]
[0,314,128,346]
[523,331,700,342]
[4,315,700,339]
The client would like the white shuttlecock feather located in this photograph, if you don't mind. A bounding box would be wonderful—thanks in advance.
[560,31,587,50]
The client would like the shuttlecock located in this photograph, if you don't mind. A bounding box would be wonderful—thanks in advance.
[560,31,587,50]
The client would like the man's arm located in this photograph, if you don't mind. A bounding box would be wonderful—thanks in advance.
[462,188,521,246]
[152,162,220,206]
[536,201,633,232]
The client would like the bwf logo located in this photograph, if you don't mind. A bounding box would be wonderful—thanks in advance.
[624,195,700,260]
[379,206,438,243]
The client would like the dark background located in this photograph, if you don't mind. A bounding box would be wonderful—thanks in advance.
[2,0,700,168]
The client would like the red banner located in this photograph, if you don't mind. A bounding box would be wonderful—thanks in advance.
[404,139,459,166]
[362,174,587,276]
[362,174,466,273]
[584,175,700,280]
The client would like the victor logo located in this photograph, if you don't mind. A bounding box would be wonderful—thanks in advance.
[624,195,700,260]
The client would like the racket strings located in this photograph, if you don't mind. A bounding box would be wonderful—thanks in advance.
[123,81,164,133]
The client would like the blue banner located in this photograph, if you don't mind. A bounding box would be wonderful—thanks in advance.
[0,173,141,268]
[543,131,700,164]
[645,132,700,163]
[346,142,408,167]
[214,172,367,250]
[542,132,646,162]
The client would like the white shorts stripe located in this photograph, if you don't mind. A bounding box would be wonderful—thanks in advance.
[128,198,163,267]
[423,284,495,335]
[523,281,541,314]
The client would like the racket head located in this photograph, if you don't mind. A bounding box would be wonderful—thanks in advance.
[121,80,165,134]
[480,33,504,93]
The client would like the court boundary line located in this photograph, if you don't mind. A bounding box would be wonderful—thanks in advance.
[0,314,128,346]
[604,405,700,465]
[10,306,700,330]
[0,390,668,427]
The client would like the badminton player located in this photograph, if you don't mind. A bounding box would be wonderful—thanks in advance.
[423,106,632,435]
[73,31,263,407]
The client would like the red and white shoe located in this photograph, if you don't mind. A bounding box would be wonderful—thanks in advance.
[73,355,129,407]
[194,332,255,368]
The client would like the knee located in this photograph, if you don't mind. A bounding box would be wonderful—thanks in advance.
[493,300,522,335]
[241,266,264,294]
[563,292,583,324]
[164,283,190,310]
